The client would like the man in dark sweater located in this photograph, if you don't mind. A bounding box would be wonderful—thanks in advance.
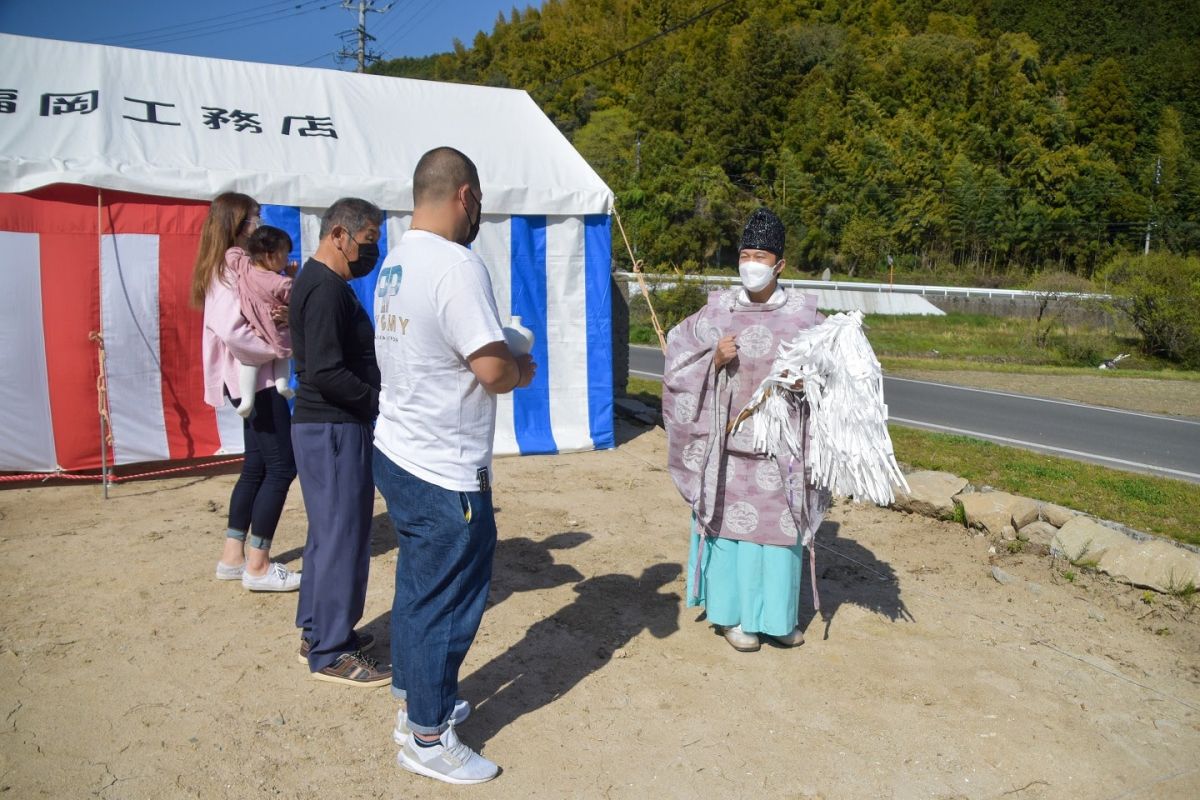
[289,197,390,687]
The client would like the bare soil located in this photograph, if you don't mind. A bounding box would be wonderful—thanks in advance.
[1,421,1198,799]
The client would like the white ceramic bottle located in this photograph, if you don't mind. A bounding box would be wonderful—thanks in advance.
[503,315,534,356]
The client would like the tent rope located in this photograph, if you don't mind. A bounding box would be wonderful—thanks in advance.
[93,187,114,497]
[0,458,245,484]
[88,331,114,453]
[612,205,666,354]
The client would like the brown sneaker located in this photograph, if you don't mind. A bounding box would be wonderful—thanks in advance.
[312,651,391,687]
[298,631,375,664]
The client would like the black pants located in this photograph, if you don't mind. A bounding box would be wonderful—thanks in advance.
[227,388,297,547]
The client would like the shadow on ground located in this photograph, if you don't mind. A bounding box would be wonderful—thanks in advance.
[460,561,681,747]
[800,520,913,640]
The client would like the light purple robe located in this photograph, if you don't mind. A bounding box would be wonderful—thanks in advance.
[664,287,831,547]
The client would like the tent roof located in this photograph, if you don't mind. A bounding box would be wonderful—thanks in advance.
[0,34,613,216]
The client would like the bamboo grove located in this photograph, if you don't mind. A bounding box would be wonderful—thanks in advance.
[373,0,1200,280]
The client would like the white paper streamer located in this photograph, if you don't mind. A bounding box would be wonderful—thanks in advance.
[732,310,909,505]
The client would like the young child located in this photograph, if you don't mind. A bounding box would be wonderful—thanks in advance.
[234,225,296,417]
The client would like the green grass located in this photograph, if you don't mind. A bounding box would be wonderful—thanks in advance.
[879,355,1200,381]
[888,426,1200,547]
[625,376,666,409]
[618,376,1200,547]
[630,297,1195,376]
[630,324,658,345]
[862,312,1153,369]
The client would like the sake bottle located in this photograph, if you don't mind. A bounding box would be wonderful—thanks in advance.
[503,315,534,356]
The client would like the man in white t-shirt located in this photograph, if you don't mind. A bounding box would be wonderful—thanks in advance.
[373,147,535,785]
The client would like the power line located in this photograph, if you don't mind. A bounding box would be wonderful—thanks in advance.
[100,2,333,49]
[370,0,419,44]
[88,0,304,45]
[376,0,440,55]
[297,51,337,67]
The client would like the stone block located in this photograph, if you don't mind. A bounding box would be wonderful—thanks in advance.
[1041,502,1078,527]
[892,471,968,519]
[1096,540,1200,594]
[1051,517,1130,563]
[955,491,1040,535]
[1018,520,1058,547]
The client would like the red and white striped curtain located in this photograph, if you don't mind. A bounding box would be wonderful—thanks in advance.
[0,184,242,473]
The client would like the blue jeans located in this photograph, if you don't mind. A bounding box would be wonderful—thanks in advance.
[373,449,496,736]
[227,388,296,548]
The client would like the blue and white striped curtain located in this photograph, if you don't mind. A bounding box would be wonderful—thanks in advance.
[260,204,614,455]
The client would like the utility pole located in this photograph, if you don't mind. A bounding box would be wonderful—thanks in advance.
[1144,156,1161,255]
[337,0,391,73]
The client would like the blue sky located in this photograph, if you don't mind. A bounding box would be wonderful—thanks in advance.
[0,0,530,70]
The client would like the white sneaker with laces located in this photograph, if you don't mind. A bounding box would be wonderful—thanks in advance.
[215,561,244,581]
[241,562,301,592]
[398,723,497,785]
[393,699,471,745]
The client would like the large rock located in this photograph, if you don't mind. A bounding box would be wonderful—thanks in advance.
[955,491,1040,535]
[891,471,967,518]
[1018,520,1058,547]
[1097,540,1200,594]
[1041,502,1078,527]
[1051,517,1131,563]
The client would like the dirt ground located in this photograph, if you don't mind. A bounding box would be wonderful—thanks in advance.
[888,369,1200,419]
[1,420,1198,800]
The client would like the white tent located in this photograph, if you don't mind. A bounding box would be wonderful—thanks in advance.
[0,33,616,474]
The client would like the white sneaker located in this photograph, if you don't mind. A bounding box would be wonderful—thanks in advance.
[721,624,761,652]
[398,723,497,785]
[393,699,471,745]
[241,562,301,592]
[215,561,244,581]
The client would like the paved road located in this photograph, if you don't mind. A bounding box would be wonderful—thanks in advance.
[629,345,1200,483]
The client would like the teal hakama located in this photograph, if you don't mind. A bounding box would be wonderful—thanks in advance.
[686,519,805,637]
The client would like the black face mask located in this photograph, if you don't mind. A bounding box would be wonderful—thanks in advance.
[348,241,380,278]
[459,193,481,246]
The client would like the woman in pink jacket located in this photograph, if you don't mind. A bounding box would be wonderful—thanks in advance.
[191,192,300,592]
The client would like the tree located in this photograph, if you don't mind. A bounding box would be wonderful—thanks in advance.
[1103,253,1200,367]
[1077,58,1137,165]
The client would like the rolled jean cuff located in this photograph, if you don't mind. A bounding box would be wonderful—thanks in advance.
[225,527,247,542]
[391,685,407,701]
[248,534,272,550]
[409,721,448,737]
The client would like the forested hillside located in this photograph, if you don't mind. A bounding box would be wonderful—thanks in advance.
[373,0,1200,279]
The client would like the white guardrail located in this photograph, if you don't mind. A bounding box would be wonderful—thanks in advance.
[613,271,1112,302]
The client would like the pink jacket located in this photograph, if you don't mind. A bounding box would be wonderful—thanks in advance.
[234,252,292,358]
[201,247,279,408]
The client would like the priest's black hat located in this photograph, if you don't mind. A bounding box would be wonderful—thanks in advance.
[739,208,785,257]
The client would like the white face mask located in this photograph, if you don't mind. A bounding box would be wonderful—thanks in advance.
[739,259,779,293]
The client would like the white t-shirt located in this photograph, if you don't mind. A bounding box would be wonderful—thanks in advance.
[373,229,505,492]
